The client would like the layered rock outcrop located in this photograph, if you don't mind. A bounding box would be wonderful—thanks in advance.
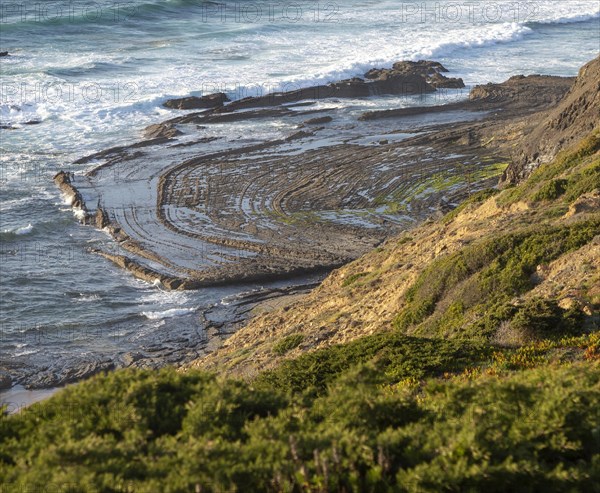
[502,56,600,184]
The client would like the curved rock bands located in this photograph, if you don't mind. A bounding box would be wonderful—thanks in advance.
[148,139,498,289]
[55,60,569,290]
[56,122,510,291]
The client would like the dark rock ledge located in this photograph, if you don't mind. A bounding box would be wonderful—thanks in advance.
[162,60,465,112]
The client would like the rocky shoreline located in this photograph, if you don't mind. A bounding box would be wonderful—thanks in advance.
[54,60,574,293]
[0,279,322,391]
[160,60,464,113]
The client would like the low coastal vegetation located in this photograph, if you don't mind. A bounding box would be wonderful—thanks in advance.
[272,334,305,356]
[393,218,597,340]
[498,130,600,206]
[2,67,599,490]
[1,346,598,491]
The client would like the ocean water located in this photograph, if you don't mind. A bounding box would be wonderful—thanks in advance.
[1,0,599,389]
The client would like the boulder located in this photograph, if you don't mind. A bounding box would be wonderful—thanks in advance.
[95,208,110,229]
[428,72,465,89]
[0,372,11,390]
[143,123,183,139]
[163,92,230,110]
[121,352,143,366]
[53,171,89,222]
[221,63,440,112]
[364,60,464,89]
[393,60,449,73]
[303,116,333,125]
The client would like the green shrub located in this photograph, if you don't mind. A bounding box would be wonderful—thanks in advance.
[510,298,585,341]
[258,332,490,394]
[342,272,370,287]
[272,334,305,355]
[564,160,600,203]
[394,219,599,339]
[394,253,470,330]
[573,129,600,159]
[2,364,599,492]
[181,379,287,441]
[532,178,568,202]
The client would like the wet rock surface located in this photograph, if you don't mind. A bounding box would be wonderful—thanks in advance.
[144,123,183,139]
[55,60,575,293]
[303,116,333,125]
[365,60,465,89]
[163,92,230,110]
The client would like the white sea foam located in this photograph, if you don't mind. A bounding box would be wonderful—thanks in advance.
[139,288,191,305]
[14,348,39,357]
[2,223,34,236]
[15,223,33,235]
[419,23,532,58]
[170,21,536,99]
[2,1,596,164]
[73,208,87,221]
[62,193,75,206]
[75,293,101,303]
[141,307,196,320]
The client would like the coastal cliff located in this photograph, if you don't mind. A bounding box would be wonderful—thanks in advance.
[187,56,600,377]
[503,56,600,184]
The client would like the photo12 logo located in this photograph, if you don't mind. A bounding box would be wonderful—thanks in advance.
[400,2,541,23]
[199,2,341,23]
[0,2,342,24]
[0,81,140,105]
[0,1,140,23]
